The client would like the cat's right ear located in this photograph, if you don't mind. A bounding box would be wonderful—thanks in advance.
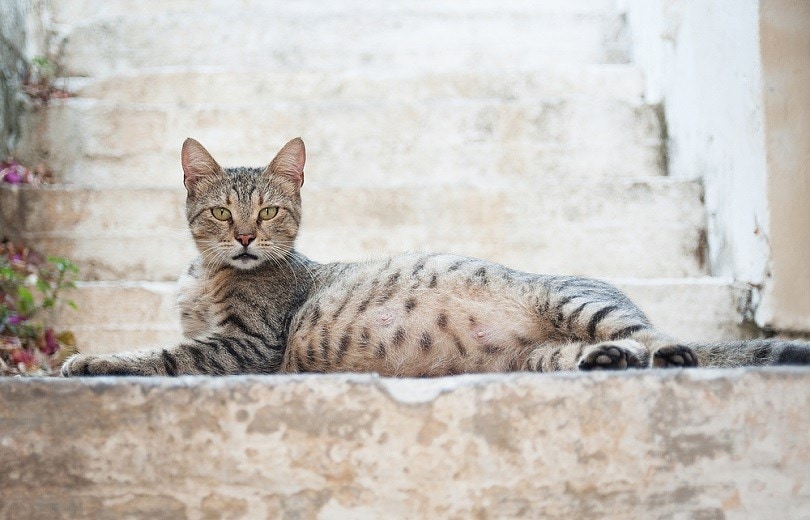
[181,138,222,194]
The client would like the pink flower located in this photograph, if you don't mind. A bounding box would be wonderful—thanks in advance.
[42,328,59,355]
[11,349,35,366]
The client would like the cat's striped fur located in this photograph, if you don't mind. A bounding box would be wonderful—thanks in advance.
[61,138,810,377]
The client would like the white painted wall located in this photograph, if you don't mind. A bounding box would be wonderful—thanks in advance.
[623,0,810,331]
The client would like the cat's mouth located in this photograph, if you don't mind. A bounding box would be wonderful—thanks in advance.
[232,253,259,262]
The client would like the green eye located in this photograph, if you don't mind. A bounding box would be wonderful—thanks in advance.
[259,207,279,220]
[211,207,231,221]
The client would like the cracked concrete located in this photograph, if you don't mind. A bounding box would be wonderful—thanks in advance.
[1,369,808,518]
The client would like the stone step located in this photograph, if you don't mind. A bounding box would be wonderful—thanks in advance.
[46,0,623,25]
[0,179,706,281]
[5,371,807,518]
[54,277,751,355]
[54,6,629,77]
[18,97,663,187]
[61,66,646,104]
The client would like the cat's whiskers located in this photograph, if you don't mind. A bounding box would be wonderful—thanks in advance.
[199,242,232,268]
[265,246,302,285]
[287,253,318,283]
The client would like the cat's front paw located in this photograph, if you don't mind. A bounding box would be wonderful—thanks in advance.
[651,344,698,368]
[577,342,644,371]
[60,353,146,377]
[61,353,94,376]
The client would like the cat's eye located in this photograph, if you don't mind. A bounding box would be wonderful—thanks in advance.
[211,207,232,221]
[259,207,279,221]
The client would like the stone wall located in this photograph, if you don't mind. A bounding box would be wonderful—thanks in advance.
[2,369,809,518]
[0,0,30,158]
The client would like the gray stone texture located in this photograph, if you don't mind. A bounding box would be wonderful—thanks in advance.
[1,369,809,518]
[0,0,29,157]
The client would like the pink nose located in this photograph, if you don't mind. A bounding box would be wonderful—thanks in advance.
[236,234,255,247]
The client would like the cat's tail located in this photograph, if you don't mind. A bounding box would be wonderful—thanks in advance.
[688,339,810,368]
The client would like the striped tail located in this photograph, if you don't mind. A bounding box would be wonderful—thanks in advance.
[689,339,810,368]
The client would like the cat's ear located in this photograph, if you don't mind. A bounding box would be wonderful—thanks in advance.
[267,137,305,187]
[181,138,223,193]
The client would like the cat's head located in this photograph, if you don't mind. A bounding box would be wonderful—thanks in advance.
[181,137,305,270]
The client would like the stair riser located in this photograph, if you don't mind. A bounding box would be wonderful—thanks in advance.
[18,145,664,188]
[18,99,663,186]
[1,181,706,280]
[3,372,806,518]
[65,68,645,105]
[59,11,628,76]
[47,0,623,25]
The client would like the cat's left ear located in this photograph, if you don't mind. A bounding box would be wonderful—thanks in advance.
[266,137,305,187]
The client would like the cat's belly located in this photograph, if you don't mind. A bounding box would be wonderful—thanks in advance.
[281,256,551,376]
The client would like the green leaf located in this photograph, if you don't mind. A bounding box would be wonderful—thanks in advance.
[48,256,79,274]
[35,278,51,294]
[16,286,35,315]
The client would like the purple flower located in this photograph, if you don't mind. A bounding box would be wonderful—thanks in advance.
[42,328,59,355]
[6,314,26,326]
[1,164,24,184]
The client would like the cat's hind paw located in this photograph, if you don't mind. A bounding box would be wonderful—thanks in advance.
[577,342,643,371]
[651,344,698,368]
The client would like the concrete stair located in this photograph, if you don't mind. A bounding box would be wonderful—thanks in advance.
[51,2,629,76]
[3,370,809,518]
[6,0,751,352]
[1,179,704,280]
[18,82,663,187]
[6,2,800,517]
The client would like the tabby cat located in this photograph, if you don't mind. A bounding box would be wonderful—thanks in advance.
[61,138,810,377]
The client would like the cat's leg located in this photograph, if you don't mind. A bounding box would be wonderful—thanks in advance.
[629,328,699,368]
[61,333,282,376]
[523,339,648,372]
[537,276,699,369]
[521,335,697,372]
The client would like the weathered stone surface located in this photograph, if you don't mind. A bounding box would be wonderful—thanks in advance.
[1,369,808,518]
[64,67,645,105]
[0,0,28,157]
[17,96,663,187]
[0,179,706,280]
[54,6,628,77]
[45,0,623,26]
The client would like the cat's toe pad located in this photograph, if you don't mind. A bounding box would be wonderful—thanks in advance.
[651,344,698,368]
[578,344,635,371]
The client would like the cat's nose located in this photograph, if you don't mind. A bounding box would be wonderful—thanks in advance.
[235,233,255,247]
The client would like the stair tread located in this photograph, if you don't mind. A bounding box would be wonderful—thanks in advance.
[60,66,646,104]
